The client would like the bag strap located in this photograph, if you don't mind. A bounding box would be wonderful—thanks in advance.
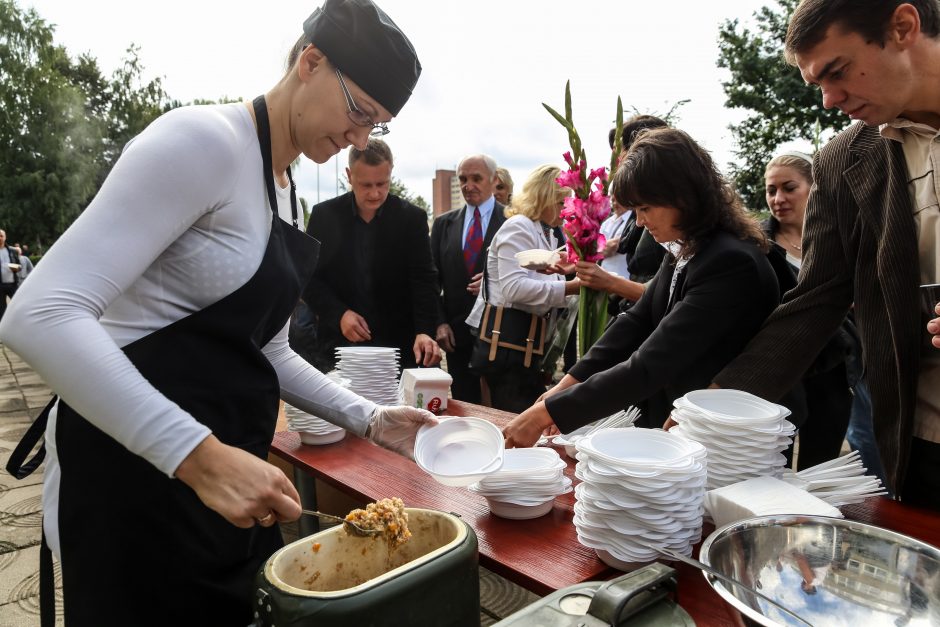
[523,313,539,367]
[6,396,57,479]
[488,306,504,361]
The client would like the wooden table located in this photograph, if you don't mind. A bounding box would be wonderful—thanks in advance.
[270,400,940,625]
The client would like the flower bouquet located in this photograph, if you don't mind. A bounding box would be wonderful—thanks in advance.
[543,80,623,357]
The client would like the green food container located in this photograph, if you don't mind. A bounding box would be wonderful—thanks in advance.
[494,563,694,627]
[252,508,478,627]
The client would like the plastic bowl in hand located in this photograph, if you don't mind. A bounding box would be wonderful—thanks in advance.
[514,249,561,271]
[414,417,504,486]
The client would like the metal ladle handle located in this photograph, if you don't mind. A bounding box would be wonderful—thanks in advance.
[301,510,381,537]
[657,547,814,627]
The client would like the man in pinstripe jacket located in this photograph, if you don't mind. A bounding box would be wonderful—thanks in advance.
[713,0,940,507]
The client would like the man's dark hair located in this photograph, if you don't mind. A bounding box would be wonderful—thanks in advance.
[785,0,940,64]
[349,138,394,167]
[608,114,669,151]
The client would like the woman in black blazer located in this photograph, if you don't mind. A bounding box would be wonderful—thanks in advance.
[503,128,780,445]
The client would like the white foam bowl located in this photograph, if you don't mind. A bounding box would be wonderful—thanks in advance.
[486,497,554,520]
[681,389,789,422]
[577,428,705,470]
[414,417,504,486]
[299,429,346,446]
[514,249,561,270]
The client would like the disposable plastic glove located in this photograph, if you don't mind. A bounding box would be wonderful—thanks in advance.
[367,405,439,460]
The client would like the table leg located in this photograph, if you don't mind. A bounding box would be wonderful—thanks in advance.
[294,468,320,537]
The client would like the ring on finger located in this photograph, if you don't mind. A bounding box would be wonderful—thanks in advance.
[256,511,275,525]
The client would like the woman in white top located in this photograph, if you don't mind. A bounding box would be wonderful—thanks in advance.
[0,1,436,624]
[466,165,580,412]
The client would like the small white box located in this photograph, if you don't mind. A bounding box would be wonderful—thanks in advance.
[400,368,453,413]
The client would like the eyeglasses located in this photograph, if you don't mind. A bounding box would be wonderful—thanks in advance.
[335,69,389,137]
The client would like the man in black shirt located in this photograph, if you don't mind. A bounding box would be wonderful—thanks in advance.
[302,139,441,371]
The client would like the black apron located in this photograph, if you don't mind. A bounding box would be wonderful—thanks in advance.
[7,96,320,626]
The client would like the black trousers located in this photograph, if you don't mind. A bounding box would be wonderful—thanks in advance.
[901,438,940,511]
[448,338,481,404]
[794,362,853,470]
[484,366,546,414]
[0,282,17,321]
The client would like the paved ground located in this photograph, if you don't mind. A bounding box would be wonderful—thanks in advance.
[0,342,537,625]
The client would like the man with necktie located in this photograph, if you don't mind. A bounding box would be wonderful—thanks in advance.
[430,154,506,403]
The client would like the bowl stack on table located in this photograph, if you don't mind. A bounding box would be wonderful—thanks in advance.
[469,448,572,519]
[334,346,401,406]
[573,428,708,571]
[286,372,350,445]
[669,389,794,490]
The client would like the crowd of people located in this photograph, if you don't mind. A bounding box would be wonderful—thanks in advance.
[0,0,939,624]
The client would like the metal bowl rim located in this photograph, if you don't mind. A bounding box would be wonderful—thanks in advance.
[698,513,940,627]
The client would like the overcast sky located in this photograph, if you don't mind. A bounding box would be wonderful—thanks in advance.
[23,0,804,210]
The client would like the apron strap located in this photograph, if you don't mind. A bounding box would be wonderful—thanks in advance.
[40,526,55,627]
[252,95,300,229]
[5,396,56,479]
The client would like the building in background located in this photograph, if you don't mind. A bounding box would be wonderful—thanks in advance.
[432,169,463,219]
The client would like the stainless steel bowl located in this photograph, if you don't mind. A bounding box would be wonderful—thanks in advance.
[700,515,940,626]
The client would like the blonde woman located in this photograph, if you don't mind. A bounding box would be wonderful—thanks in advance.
[494,166,514,204]
[466,165,580,412]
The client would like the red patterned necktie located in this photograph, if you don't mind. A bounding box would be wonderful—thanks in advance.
[463,206,483,275]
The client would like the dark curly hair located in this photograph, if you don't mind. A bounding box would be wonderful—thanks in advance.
[611,127,767,258]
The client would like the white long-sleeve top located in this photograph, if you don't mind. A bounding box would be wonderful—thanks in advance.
[466,214,569,328]
[0,103,376,556]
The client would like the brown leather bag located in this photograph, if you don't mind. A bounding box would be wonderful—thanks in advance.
[470,303,547,373]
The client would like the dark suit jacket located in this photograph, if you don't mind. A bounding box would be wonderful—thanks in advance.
[430,202,506,348]
[303,192,439,369]
[716,123,922,493]
[546,231,780,432]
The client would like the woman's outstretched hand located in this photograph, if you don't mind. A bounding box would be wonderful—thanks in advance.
[503,401,556,448]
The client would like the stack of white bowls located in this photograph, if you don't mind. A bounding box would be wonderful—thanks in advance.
[334,346,401,405]
[469,448,572,519]
[285,373,350,445]
[669,389,794,490]
[573,428,707,570]
[414,417,504,486]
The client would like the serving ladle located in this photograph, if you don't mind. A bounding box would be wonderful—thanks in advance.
[301,509,382,538]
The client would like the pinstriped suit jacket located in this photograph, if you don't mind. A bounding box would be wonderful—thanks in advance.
[715,122,922,494]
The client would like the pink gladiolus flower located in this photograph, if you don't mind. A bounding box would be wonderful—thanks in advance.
[555,168,583,190]
[589,167,608,184]
[562,151,574,166]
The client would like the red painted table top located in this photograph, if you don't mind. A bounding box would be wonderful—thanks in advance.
[270,400,940,625]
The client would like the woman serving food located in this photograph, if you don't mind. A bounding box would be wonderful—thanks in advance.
[0,1,435,624]
[503,128,781,446]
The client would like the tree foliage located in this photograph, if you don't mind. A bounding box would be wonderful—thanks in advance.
[717,0,847,209]
[0,0,170,252]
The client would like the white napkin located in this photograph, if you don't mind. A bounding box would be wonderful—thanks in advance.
[704,475,843,528]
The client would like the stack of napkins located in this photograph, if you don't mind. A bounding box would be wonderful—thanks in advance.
[704,475,842,528]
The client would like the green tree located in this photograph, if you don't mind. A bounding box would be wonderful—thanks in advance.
[0,0,171,251]
[717,0,846,210]
[0,0,103,251]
